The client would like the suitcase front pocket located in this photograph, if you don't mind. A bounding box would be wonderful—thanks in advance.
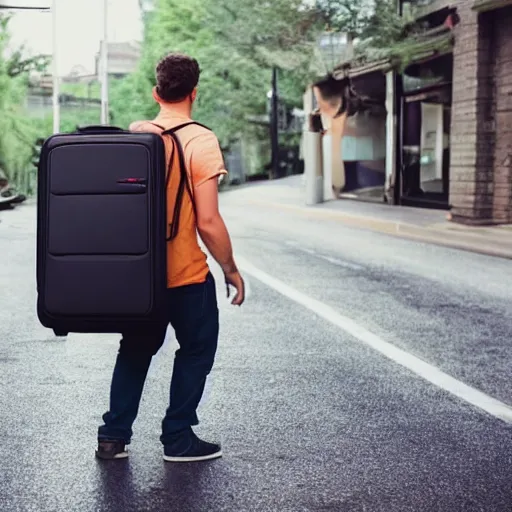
[44,255,153,316]
[46,143,152,256]
[48,194,149,255]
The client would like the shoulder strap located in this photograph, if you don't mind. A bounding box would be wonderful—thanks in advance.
[148,121,211,241]
[165,121,210,133]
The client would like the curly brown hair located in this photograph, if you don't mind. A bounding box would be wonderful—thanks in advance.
[155,52,201,103]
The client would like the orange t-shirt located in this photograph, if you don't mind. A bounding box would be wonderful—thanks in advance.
[146,113,227,288]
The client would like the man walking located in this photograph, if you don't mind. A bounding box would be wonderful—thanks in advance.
[96,53,245,462]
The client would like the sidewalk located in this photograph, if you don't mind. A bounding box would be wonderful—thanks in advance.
[228,176,512,260]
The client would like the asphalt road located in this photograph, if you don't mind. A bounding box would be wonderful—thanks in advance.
[1,192,512,512]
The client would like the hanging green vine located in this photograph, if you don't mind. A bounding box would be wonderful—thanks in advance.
[336,0,454,73]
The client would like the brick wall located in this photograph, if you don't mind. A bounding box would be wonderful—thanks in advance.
[449,0,496,224]
[492,6,512,223]
[449,2,512,224]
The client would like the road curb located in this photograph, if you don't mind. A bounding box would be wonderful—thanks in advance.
[246,199,512,261]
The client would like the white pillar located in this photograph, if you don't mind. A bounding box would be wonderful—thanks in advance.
[385,71,396,195]
[304,130,323,205]
[322,134,334,201]
[302,86,324,205]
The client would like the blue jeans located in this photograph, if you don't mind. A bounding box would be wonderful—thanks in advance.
[98,272,219,446]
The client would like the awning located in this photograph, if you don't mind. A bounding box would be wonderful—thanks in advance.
[333,59,392,79]
[332,26,454,80]
[473,0,512,12]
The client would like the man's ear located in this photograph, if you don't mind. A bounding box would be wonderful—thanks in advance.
[190,88,198,103]
[152,86,161,104]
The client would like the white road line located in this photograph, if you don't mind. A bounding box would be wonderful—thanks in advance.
[238,256,512,424]
[285,240,363,271]
[320,255,363,270]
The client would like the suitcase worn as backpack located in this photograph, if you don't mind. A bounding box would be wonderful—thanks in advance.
[36,124,191,336]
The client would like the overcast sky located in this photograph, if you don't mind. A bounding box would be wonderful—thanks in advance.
[6,0,143,75]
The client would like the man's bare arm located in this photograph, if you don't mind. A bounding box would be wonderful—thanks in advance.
[194,177,244,305]
[194,178,237,274]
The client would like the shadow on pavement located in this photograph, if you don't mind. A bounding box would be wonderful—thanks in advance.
[92,458,226,512]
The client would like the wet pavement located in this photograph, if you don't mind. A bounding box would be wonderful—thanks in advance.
[1,194,512,512]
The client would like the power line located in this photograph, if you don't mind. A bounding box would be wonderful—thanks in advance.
[0,5,49,9]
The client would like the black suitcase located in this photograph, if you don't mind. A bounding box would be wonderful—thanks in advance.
[36,125,168,336]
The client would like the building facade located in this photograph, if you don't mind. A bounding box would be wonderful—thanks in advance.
[408,0,512,224]
[309,1,512,225]
[94,41,141,79]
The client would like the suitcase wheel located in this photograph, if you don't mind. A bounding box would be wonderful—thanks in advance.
[53,329,69,337]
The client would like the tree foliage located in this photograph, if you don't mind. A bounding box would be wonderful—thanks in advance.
[0,13,56,193]
[316,0,374,40]
[6,50,50,78]
[110,0,323,148]
[109,0,418,148]
[0,14,34,183]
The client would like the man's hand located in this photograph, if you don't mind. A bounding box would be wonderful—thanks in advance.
[224,270,245,307]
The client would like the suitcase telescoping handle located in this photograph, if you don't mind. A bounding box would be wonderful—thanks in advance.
[76,125,127,134]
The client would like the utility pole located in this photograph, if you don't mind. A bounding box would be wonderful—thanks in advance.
[100,0,109,125]
[270,66,279,180]
[51,0,59,133]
